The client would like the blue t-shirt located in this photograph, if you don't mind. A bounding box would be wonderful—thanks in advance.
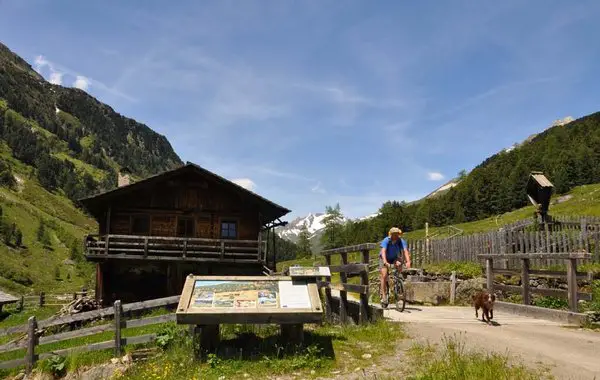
[380,236,405,263]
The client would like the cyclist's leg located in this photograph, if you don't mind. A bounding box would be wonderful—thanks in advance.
[379,257,389,302]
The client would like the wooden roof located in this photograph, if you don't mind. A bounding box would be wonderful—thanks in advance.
[79,162,291,223]
[0,290,18,305]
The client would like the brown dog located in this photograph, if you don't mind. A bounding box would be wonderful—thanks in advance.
[472,291,496,323]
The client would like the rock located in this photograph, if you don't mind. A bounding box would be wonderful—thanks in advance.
[121,354,131,364]
[219,376,226,380]
[243,374,250,378]
[361,353,372,359]
[310,370,316,375]
[13,372,25,380]
[404,281,451,305]
[354,367,361,372]
[455,277,486,305]
[110,358,119,365]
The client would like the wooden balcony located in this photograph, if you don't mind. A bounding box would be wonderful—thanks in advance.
[84,234,267,264]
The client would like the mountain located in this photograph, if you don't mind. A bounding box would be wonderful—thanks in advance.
[277,213,338,242]
[0,42,183,196]
[0,42,183,293]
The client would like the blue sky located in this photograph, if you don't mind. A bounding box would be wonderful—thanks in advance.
[2,0,600,220]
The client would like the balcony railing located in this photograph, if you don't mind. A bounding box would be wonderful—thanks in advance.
[84,234,267,264]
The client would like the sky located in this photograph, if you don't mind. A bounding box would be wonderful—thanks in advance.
[1,0,600,221]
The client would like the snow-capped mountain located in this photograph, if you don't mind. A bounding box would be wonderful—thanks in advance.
[277,213,336,242]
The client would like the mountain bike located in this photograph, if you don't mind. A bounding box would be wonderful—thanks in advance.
[383,264,406,312]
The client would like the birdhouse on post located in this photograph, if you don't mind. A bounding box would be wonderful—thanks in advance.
[526,172,554,225]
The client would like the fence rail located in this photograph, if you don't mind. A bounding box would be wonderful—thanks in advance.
[0,297,180,372]
[85,234,268,264]
[479,252,592,312]
[320,244,376,324]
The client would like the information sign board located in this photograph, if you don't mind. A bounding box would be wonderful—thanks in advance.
[176,275,323,325]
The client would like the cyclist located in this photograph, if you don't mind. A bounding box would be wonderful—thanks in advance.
[379,226,411,308]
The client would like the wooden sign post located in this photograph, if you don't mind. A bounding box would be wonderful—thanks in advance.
[176,275,323,357]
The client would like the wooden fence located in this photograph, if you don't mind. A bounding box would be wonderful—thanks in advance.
[319,244,375,324]
[0,296,180,372]
[4,289,95,313]
[405,218,600,267]
[479,252,593,312]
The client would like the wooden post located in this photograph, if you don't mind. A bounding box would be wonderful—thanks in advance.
[450,271,456,305]
[105,235,110,256]
[144,237,149,258]
[339,252,349,324]
[359,249,370,323]
[220,241,225,260]
[567,258,578,312]
[26,316,37,374]
[18,296,24,312]
[486,259,493,292]
[95,263,104,305]
[39,292,45,307]
[195,324,220,358]
[521,258,531,305]
[114,300,122,357]
[257,226,262,262]
[182,240,187,258]
[425,222,430,263]
[324,255,333,323]
[281,323,304,346]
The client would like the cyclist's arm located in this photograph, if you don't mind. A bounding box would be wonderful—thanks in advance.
[403,247,411,268]
[380,247,390,266]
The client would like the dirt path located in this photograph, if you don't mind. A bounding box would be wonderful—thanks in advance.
[385,306,600,380]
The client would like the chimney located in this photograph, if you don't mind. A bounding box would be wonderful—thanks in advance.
[117,167,132,187]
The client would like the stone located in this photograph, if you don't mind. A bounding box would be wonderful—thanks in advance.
[404,281,451,305]
[361,353,372,359]
[110,358,119,365]
[13,372,25,380]
[121,354,131,364]
[455,277,486,305]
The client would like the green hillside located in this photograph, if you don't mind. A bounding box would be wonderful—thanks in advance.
[0,42,184,295]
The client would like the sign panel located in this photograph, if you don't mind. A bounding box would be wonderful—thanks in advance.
[288,266,331,277]
[176,275,323,325]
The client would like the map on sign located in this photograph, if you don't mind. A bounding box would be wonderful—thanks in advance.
[190,279,311,310]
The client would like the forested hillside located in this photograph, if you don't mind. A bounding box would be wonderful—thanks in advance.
[0,42,182,201]
[0,42,183,293]
[317,111,600,249]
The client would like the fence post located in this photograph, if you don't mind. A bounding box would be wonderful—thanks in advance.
[521,258,530,305]
[114,300,122,357]
[339,252,349,325]
[486,258,493,292]
[324,255,333,323]
[450,271,456,305]
[26,316,38,374]
[359,249,370,323]
[566,258,578,312]
[18,295,24,312]
[39,292,45,307]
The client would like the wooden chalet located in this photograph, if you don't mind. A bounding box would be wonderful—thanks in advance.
[79,162,291,305]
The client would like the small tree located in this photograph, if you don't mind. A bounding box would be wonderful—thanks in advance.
[37,220,52,247]
[320,203,345,250]
[296,222,312,258]
[54,266,61,281]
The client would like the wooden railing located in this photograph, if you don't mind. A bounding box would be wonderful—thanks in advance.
[0,296,181,372]
[320,244,377,324]
[479,252,592,312]
[85,234,268,263]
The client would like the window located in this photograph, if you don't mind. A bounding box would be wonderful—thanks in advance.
[177,217,195,237]
[221,221,237,239]
[131,215,150,235]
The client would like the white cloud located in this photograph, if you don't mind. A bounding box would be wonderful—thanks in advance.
[73,75,90,90]
[427,172,445,181]
[311,182,326,194]
[231,178,256,191]
[48,71,63,85]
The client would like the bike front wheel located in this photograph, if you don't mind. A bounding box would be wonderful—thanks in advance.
[394,277,406,312]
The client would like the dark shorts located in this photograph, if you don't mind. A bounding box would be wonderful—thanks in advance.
[379,256,400,270]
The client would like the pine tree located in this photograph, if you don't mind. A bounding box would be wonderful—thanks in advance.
[320,203,345,250]
[37,220,51,247]
[296,222,312,258]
